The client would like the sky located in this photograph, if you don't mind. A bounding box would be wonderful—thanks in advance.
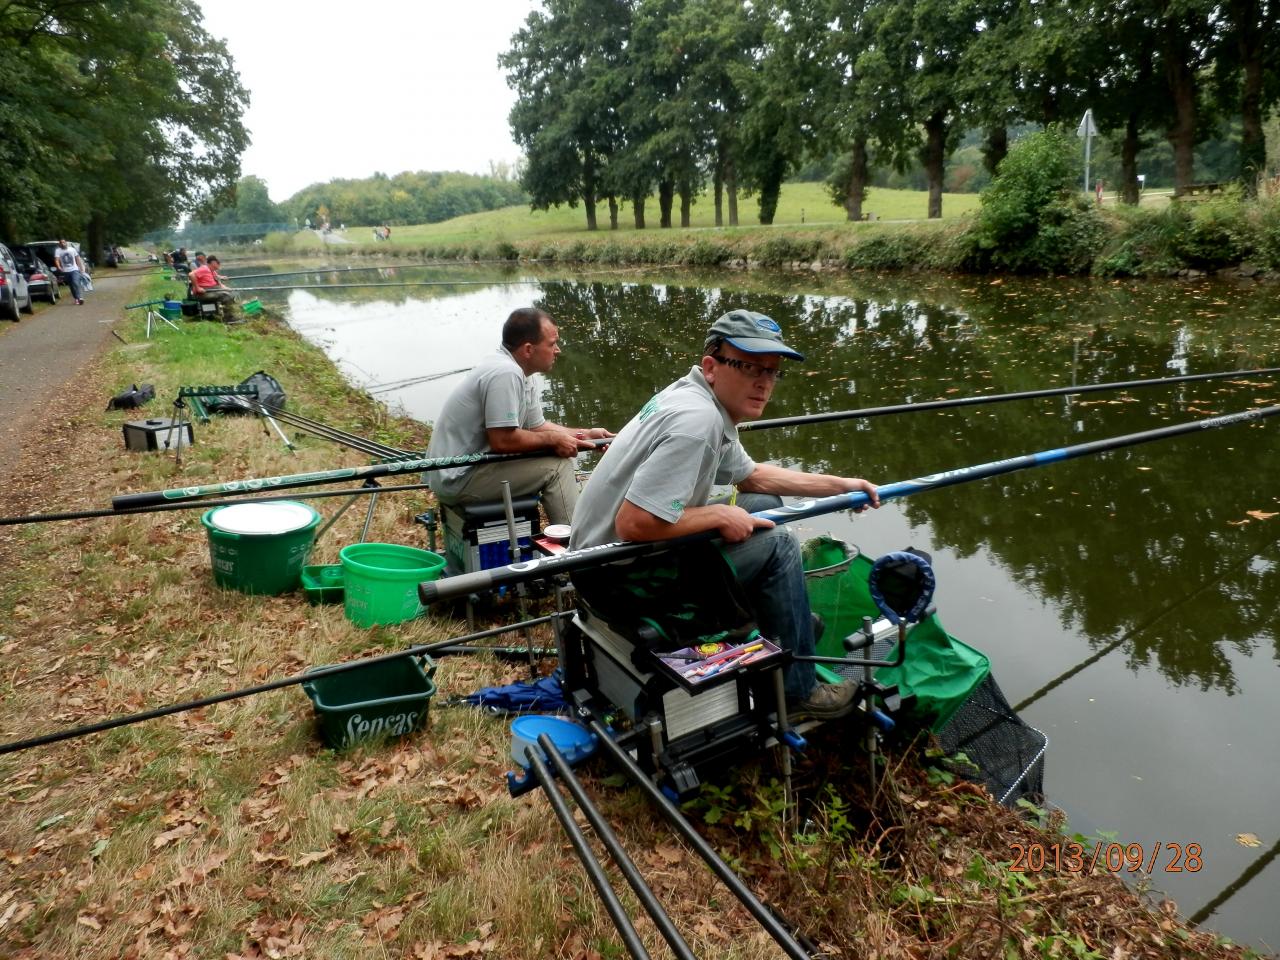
[197,2,540,203]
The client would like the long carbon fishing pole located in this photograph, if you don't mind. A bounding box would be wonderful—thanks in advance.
[109,438,612,511]
[0,613,572,756]
[224,263,506,282]
[588,719,812,960]
[526,748,652,960]
[107,366,1274,513]
[230,280,545,292]
[1,480,439,527]
[366,367,474,394]
[738,365,1280,432]
[231,397,413,460]
[536,735,697,960]
[419,402,1280,604]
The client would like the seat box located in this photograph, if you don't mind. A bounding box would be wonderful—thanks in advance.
[442,497,540,574]
[123,418,194,451]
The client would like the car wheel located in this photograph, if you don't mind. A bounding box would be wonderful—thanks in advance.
[3,292,18,322]
[20,291,34,314]
[48,284,59,303]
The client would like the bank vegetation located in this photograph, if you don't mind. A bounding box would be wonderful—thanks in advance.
[0,274,1269,958]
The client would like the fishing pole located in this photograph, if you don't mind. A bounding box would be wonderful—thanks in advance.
[2,480,439,527]
[419,402,1280,605]
[229,280,545,292]
[739,366,1280,433]
[0,613,573,756]
[108,364,1273,513]
[224,263,513,282]
[109,439,613,511]
[366,367,474,394]
[1012,547,1268,713]
[229,397,414,460]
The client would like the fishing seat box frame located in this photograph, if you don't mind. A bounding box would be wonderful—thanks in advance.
[556,601,790,798]
[440,497,541,576]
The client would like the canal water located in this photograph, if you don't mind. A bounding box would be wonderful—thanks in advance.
[237,261,1280,951]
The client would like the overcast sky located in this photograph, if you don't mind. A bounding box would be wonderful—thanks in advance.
[198,2,538,203]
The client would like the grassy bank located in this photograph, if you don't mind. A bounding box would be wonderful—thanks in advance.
[252,181,1280,280]
[0,276,1267,958]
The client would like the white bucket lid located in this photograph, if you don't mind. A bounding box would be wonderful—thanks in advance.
[209,501,316,535]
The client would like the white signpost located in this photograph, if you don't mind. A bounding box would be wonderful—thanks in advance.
[1077,109,1098,194]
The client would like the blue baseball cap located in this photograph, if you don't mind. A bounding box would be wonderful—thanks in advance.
[704,310,804,361]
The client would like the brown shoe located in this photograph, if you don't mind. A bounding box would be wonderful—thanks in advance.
[789,680,857,722]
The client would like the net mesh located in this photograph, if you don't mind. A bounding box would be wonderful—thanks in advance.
[935,673,1047,806]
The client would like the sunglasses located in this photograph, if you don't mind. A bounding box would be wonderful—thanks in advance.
[711,354,787,382]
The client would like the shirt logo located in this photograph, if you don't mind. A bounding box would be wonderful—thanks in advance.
[637,395,660,422]
[670,499,684,512]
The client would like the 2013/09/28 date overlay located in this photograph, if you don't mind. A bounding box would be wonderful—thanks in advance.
[1010,842,1203,875]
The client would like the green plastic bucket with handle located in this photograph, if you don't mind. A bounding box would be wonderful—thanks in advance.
[340,543,447,627]
[201,501,321,595]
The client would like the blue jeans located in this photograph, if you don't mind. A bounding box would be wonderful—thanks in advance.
[63,270,84,301]
[719,493,817,701]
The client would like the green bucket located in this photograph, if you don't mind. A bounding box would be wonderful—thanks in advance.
[340,543,447,628]
[201,501,321,595]
[243,298,263,315]
[303,654,437,749]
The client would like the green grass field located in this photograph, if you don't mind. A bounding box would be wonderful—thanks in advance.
[348,182,981,248]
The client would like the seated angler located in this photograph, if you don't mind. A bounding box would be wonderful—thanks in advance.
[189,255,238,321]
[568,309,880,722]
[426,307,612,527]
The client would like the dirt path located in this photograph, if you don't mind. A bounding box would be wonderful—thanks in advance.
[0,266,145,483]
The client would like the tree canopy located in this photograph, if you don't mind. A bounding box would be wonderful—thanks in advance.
[502,0,1280,229]
[0,0,249,252]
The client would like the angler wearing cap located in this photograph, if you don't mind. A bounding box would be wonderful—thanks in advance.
[570,309,880,721]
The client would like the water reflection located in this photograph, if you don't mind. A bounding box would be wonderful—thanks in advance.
[276,265,1280,947]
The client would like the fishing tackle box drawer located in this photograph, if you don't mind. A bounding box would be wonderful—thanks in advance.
[652,636,786,695]
[122,418,194,451]
[441,497,541,574]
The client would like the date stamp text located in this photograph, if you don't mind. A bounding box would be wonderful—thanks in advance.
[1010,842,1202,875]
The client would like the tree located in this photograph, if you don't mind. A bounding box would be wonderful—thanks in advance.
[0,0,249,249]
[1217,0,1280,192]
[735,0,823,225]
[501,0,632,231]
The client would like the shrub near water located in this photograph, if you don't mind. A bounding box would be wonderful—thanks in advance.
[970,127,1105,274]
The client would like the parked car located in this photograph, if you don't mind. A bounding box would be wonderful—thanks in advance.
[13,246,59,303]
[23,240,92,289]
[0,242,34,321]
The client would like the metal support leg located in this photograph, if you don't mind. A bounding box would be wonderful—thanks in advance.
[772,668,795,828]
[502,481,536,679]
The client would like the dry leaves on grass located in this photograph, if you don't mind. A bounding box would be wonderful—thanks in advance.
[411,920,499,958]
[226,915,307,959]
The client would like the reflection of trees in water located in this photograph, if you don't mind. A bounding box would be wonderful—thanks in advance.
[537,277,1280,695]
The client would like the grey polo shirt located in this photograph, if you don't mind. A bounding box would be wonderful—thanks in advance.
[570,365,755,550]
[426,346,545,499]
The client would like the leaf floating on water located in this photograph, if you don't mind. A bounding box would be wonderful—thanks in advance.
[1135,467,1152,472]
[1237,833,1262,848]
[1246,510,1278,520]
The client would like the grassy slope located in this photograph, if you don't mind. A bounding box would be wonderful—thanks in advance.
[0,271,1263,960]
[383,183,979,244]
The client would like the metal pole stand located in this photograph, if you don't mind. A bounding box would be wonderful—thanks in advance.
[145,307,180,338]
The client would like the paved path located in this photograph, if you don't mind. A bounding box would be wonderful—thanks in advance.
[0,267,144,481]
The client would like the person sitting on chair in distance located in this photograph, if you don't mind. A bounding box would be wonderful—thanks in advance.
[426,307,613,527]
[189,255,238,321]
[568,309,880,722]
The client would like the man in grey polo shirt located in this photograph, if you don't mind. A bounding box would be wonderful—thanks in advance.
[570,309,879,721]
[427,307,612,525]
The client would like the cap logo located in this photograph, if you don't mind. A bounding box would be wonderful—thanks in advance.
[755,318,782,333]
